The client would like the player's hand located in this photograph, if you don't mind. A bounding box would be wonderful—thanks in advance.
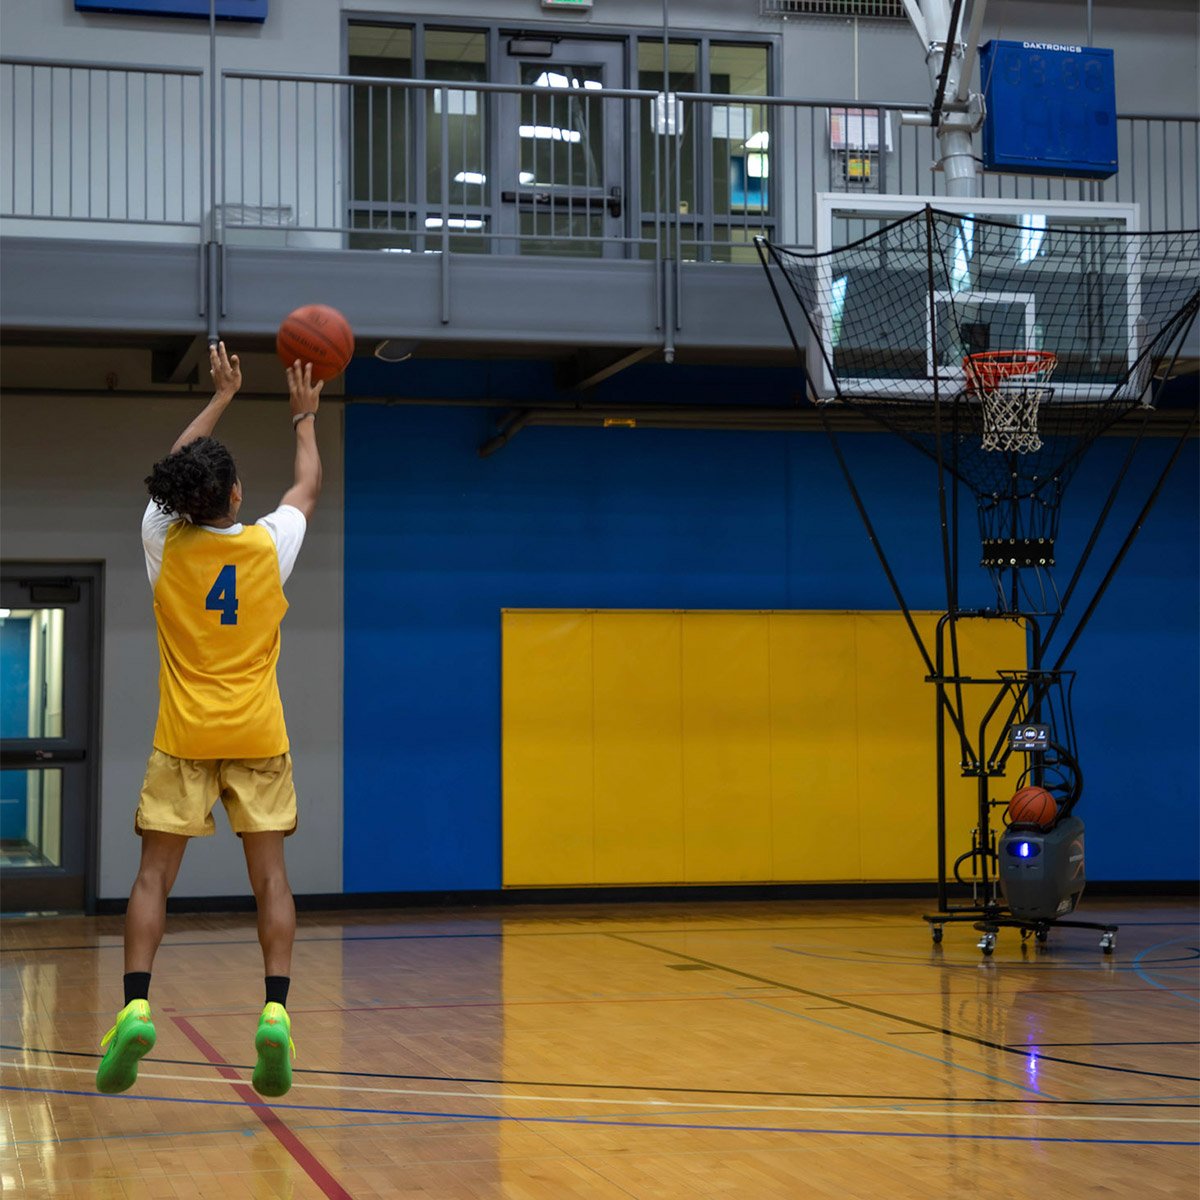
[209,341,242,402]
[286,359,323,421]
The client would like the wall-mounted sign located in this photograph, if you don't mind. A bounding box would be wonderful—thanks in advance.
[75,1,267,21]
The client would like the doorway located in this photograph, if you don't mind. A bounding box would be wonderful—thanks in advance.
[498,37,627,256]
[0,564,102,912]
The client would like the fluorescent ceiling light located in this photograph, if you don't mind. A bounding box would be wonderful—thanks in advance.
[519,124,582,143]
[744,130,770,150]
[533,71,603,90]
[518,171,535,184]
[454,171,487,185]
[425,217,485,230]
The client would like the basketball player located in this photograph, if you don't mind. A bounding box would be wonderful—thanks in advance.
[96,343,322,1098]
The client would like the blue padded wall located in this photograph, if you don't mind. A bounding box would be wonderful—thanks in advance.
[343,402,1198,890]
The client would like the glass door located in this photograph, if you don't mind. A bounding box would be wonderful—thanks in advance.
[499,39,626,257]
[0,566,100,912]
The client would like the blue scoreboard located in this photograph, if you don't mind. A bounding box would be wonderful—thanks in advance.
[75,1,267,20]
[979,40,1117,180]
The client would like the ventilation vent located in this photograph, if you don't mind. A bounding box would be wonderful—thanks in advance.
[761,0,908,18]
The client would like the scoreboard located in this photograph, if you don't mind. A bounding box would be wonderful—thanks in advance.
[979,40,1118,180]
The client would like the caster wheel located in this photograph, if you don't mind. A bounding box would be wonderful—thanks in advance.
[1036,929,1048,944]
[931,926,943,944]
[1100,933,1115,954]
[1020,929,1031,942]
[977,932,996,956]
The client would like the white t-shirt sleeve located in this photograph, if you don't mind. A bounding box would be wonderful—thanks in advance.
[142,500,177,588]
[256,504,308,585]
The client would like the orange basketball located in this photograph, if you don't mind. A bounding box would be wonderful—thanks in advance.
[1007,785,1058,829]
[276,304,354,382]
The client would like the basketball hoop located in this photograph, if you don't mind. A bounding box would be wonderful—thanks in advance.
[965,350,1058,454]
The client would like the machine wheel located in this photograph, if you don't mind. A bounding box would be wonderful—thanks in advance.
[1036,928,1048,944]
[977,932,996,956]
[1100,932,1115,955]
[931,925,944,944]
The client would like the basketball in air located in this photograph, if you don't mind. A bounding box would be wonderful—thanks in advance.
[276,304,354,382]
[1007,785,1058,830]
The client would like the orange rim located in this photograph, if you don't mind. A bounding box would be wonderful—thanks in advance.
[964,350,1058,390]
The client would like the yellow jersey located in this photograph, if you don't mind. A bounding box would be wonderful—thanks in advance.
[152,521,289,759]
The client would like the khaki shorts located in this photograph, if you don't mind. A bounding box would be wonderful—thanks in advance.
[136,749,298,839]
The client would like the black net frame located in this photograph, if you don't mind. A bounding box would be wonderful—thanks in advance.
[758,207,1200,620]
[757,207,1198,932]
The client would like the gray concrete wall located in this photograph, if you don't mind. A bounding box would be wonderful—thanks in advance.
[2,1,1194,114]
[0,350,343,900]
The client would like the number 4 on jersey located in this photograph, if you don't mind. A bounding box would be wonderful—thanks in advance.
[206,564,239,625]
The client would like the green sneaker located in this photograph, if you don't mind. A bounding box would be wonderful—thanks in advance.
[252,1002,295,1097]
[96,999,156,1094]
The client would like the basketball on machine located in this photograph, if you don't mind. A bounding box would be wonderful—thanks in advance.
[757,0,1199,955]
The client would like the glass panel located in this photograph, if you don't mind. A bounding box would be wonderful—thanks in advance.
[520,210,603,258]
[349,25,414,212]
[638,41,698,217]
[425,30,488,208]
[710,224,770,264]
[348,207,419,252]
[519,64,605,192]
[710,45,770,219]
[0,608,65,739]
[0,768,63,868]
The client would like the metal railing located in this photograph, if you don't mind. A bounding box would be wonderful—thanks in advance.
[2,57,1197,257]
[1,58,205,232]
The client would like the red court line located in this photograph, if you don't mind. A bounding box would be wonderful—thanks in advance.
[170,1015,354,1200]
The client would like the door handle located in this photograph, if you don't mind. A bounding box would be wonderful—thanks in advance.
[0,748,86,765]
[607,185,622,218]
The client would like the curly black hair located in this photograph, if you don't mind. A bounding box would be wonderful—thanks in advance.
[145,437,238,523]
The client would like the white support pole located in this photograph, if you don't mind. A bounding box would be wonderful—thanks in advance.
[907,0,980,197]
[900,0,930,48]
[956,0,988,103]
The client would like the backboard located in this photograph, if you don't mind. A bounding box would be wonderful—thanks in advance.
[808,193,1146,403]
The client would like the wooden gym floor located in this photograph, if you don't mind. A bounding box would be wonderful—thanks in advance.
[1,898,1197,1199]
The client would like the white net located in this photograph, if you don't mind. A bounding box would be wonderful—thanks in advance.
[967,352,1057,454]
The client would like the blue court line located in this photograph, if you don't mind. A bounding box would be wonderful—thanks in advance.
[5,1105,752,1148]
[1,1085,1193,1147]
[738,997,1053,1099]
[1133,940,1200,1006]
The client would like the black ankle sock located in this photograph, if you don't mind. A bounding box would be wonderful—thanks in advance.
[265,976,290,1007]
[123,972,151,1006]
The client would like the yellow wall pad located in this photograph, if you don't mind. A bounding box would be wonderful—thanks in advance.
[502,610,1026,886]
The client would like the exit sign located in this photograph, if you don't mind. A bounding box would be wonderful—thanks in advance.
[75,1,267,20]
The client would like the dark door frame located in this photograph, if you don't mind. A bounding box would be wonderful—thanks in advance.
[0,561,104,914]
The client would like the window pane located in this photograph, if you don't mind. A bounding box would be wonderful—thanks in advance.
[426,30,488,208]
[638,40,698,216]
[0,609,64,740]
[710,45,770,218]
[349,25,414,210]
[519,64,604,192]
[0,768,63,868]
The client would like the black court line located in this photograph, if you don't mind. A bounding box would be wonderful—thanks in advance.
[1023,1042,1200,1049]
[607,933,1200,1085]
[6,918,1197,955]
[4,1043,1196,1108]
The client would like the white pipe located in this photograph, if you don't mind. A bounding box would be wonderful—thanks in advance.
[956,0,988,103]
[924,3,978,196]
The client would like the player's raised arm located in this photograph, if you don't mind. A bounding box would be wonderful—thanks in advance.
[169,341,242,454]
[279,360,323,521]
